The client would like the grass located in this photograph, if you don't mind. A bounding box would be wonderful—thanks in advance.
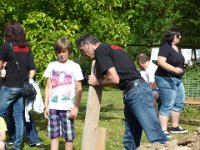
[20,87,200,150]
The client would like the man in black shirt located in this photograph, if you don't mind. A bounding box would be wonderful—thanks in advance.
[77,34,167,149]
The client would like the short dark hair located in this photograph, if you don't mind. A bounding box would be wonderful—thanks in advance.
[137,53,149,64]
[76,33,100,47]
[54,36,72,55]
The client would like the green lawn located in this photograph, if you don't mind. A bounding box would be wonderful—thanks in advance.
[20,87,200,150]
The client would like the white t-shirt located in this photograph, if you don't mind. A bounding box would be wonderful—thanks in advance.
[140,62,158,83]
[43,60,84,110]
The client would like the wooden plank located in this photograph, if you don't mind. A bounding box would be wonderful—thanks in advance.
[81,60,104,150]
[185,99,200,105]
[95,128,107,150]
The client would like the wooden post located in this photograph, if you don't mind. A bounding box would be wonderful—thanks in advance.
[82,60,106,150]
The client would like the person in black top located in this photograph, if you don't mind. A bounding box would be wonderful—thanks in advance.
[155,28,188,138]
[77,34,167,149]
[0,21,36,150]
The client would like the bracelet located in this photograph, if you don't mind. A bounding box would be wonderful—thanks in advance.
[43,107,48,111]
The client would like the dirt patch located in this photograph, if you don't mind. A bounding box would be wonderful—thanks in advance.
[138,127,200,150]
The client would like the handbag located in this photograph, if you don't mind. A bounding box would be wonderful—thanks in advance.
[10,43,36,101]
[22,81,37,101]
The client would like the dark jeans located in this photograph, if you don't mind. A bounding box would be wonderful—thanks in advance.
[123,82,167,149]
[7,109,41,146]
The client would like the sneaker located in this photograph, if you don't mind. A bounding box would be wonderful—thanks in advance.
[170,126,188,134]
[30,143,45,148]
[163,130,172,138]
[7,141,14,146]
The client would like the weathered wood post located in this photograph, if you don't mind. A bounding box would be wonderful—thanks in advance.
[82,60,106,150]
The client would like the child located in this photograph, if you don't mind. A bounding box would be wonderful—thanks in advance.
[43,37,83,150]
[0,117,7,150]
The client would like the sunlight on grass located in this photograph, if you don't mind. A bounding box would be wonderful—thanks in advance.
[21,87,200,150]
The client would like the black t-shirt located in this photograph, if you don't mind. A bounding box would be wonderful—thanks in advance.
[0,41,36,87]
[95,43,141,90]
[155,43,185,78]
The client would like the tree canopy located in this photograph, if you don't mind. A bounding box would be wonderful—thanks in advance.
[0,0,199,85]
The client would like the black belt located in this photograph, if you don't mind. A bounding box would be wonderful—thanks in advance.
[123,78,145,95]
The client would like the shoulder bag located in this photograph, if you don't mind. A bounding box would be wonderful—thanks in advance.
[10,43,36,101]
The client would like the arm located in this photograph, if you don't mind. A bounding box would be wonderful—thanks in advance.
[29,69,36,79]
[44,78,51,119]
[88,67,120,86]
[149,82,158,91]
[70,80,82,119]
[157,56,183,75]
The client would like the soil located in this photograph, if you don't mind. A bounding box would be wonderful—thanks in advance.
[138,127,200,150]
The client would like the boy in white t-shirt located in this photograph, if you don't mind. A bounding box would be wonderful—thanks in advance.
[43,37,84,150]
[0,117,7,150]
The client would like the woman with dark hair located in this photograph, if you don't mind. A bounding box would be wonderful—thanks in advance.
[0,21,36,150]
[155,28,187,138]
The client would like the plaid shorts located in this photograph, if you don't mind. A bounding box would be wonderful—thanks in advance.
[48,109,75,141]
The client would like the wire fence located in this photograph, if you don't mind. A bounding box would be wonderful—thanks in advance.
[183,78,200,100]
[184,80,200,99]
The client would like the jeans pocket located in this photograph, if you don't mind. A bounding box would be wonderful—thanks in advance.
[123,87,138,105]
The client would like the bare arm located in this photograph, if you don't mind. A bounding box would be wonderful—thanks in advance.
[29,70,36,79]
[157,56,183,75]
[44,78,51,119]
[88,67,120,86]
[70,80,82,119]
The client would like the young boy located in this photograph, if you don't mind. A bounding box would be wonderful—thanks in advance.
[43,37,83,150]
[0,117,7,150]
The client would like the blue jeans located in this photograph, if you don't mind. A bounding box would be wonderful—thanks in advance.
[123,82,167,150]
[155,76,185,116]
[7,109,41,146]
[0,86,24,150]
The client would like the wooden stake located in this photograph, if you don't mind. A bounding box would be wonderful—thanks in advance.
[81,60,106,150]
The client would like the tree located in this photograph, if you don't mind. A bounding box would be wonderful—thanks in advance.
[0,0,199,85]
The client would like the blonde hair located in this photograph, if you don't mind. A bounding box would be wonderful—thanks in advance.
[54,36,72,55]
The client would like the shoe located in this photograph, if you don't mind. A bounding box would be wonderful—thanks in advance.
[170,126,188,134]
[7,141,14,146]
[31,143,45,148]
[163,130,172,138]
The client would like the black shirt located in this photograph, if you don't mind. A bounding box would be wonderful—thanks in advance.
[95,43,141,90]
[0,41,36,87]
[155,43,185,78]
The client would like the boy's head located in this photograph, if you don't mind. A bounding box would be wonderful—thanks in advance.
[54,37,72,63]
[136,53,150,70]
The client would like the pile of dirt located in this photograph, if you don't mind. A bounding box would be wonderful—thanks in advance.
[138,127,200,150]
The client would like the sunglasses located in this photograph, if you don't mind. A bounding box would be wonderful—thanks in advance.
[176,34,181,38]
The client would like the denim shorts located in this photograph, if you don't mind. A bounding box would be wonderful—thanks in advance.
[48,109,75,141]
[155,76,185,116]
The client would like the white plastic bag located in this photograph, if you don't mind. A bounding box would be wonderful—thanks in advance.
[32,80,44,113]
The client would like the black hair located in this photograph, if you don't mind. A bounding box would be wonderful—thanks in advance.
[161,27,180,46]
[76,33,100,47]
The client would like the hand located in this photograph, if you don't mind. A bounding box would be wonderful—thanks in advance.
[88,74,98,86]
[29,79,34,84]
[70,107,78,119]
[44,107,49,119]
[173,67,184,75]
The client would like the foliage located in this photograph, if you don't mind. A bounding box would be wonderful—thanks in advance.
[0,0,200,85]
[22,11,80,85]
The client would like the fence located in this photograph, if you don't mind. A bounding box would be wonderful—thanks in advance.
[183,78,200,100]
